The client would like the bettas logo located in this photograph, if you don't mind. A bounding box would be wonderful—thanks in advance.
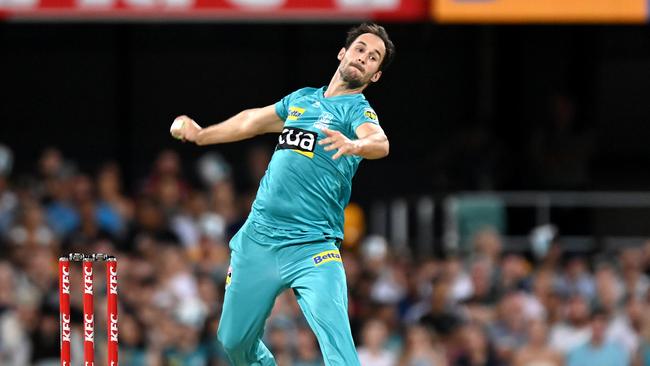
[84,314,94,343]
[277,127,316,158]
[312,250,342,266]
[363,108,378,122]
[287,106,305,121]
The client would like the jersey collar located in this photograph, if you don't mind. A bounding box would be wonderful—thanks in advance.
[319,86,366,100]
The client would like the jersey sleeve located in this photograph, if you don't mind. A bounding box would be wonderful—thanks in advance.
[274,88,311,121]
[350,104,380,135]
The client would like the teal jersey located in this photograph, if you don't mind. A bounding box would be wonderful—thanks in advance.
[249,86,380,242]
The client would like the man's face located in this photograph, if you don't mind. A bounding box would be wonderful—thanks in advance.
[337,33,386,88]
[591,315,607,340]
[567,296,589,323]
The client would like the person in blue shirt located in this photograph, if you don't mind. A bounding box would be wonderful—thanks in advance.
[172,23,395,366]
[567,309,629,366]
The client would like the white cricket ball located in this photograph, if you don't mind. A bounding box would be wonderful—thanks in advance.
[170,118,185,139]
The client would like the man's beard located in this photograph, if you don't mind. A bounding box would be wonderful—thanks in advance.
[339,66,366,89]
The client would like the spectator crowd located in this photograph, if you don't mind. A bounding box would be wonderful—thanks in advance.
[0,144,649,366]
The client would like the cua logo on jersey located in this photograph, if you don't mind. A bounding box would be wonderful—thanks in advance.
[312,250,342,266]
[363,108,378,122]
[288,106,305,121]
[277,127,316,158]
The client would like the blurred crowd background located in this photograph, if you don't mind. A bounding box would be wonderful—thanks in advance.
[2,5,650,365]
[1,144,650,366]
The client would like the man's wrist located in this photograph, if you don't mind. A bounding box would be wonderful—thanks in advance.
[188,128,200,144]
[353,139,366,156]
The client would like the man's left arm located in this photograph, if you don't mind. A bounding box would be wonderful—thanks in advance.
[319,122,389,160]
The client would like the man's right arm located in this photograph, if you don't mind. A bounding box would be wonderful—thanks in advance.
[174,104,284,146]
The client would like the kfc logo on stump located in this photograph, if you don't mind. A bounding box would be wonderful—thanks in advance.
[84,314,94,342]
[84,266,93,295]
[61,313,71,342]
[61,266,70,294]
[109,265,118,295]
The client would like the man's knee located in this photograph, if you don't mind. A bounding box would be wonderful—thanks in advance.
[217,325,246,355]
[217,326,276,366]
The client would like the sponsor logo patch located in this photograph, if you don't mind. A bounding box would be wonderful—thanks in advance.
[313,250,342,266]
[277,127,317,158]
[363,108,378,122]
[288,106,305,121]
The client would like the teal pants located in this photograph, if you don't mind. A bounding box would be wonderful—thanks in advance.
[217,221,360,366]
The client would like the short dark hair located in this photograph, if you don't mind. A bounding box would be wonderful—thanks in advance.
[345,22,395,72]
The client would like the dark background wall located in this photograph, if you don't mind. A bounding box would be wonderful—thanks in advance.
[1,23,650,204]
